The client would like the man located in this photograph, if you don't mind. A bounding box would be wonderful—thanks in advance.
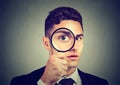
[11,6,108,85]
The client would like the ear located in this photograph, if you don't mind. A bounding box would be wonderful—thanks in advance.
[42,36,51,51]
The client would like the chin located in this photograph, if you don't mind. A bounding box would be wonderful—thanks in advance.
[68,62,79,68]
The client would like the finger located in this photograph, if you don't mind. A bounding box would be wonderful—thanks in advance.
[56,64,68,76]
[52,53,65,59]
[50,52,69,59]
[58,63,68,71]
[55,58,68,71]
[55,58,67,65]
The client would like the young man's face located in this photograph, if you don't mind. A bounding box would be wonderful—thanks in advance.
[43,20,84,68]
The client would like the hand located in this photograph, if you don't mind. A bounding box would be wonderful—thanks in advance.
[41,53,68,85]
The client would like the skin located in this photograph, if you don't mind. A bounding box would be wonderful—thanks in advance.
[41,20,84,85]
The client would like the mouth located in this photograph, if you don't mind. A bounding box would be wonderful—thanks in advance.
[67,55,79,60]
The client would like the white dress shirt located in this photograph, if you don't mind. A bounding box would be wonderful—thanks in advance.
[37,68,82,85]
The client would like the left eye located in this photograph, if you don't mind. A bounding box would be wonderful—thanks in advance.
[76,36,82,40]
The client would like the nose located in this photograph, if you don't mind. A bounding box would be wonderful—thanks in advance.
[70,40,80,52]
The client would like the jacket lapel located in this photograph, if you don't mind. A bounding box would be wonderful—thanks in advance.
[78,69,89,85]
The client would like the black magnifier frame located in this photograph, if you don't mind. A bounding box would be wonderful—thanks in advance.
[50,27,75,52]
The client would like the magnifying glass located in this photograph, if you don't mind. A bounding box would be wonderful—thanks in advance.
[50,28,75,52]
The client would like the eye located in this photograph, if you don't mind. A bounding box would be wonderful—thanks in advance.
[59,35,69,41]
[76,36,83,41]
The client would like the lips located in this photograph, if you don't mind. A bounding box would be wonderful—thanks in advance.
[67,55,78,60]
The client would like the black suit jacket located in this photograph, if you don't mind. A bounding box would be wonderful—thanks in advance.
[11,66,108,85]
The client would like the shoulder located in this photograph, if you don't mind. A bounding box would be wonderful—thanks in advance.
[10,67,45,85]
[78,69,109,85]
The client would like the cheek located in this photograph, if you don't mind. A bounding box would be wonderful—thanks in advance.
[78,42,84,52]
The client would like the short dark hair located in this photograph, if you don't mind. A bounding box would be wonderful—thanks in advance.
[45,6,83,37]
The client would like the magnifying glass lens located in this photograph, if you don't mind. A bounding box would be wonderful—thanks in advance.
[51,28,75,52]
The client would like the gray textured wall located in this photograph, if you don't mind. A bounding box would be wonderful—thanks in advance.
[0,0,120,85]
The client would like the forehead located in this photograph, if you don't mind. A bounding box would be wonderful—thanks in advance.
[51,20,83,35]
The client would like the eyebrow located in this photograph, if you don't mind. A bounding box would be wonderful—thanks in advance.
[76,34,84,37]
[55,31,72,35]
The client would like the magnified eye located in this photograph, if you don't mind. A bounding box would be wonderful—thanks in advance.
[59,35,69,41]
